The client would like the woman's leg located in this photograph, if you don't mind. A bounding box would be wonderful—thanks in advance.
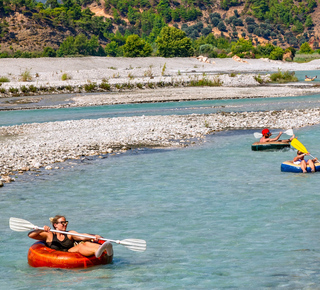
[300,160,307,173]
[307,160,315,172]
[68,241,100,256]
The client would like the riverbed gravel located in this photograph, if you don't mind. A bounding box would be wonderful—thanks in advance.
[1,57,320,182]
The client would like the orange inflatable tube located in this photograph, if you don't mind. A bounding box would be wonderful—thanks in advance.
[28,241,113,268]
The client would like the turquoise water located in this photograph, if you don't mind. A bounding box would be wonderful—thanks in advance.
[1,124,320,289]
[1,93,320,127]
[1,77,320,289]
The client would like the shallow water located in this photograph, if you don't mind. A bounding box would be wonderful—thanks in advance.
[1,92,320,127]
[0,69,319,127]
[1,75,320,289]
[1,124,320,289]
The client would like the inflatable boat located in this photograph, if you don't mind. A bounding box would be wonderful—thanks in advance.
[28,241,113,268]
[305,76,317,81]
[252,142,290,151]
[281,160,320,173]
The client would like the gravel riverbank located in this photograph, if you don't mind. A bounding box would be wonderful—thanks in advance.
[1,57,320,183]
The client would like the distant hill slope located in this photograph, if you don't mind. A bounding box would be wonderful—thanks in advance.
[0,0,319,54]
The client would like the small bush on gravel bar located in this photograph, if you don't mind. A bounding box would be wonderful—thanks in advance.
[0,76,10,83]
[270,69,298,83]
[29,85,37,93]
[20,69,32,82]
[188,77,222,87]
[61,73,71,81]
[125,83,134,89]
[9,87,19,94]
[99,82,111,90]
[65,85,74,91]
[20,85,29,93]
[39,86,48,91]
[84,83,96,92]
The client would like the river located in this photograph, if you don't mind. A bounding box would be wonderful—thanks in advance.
[1,71,320,289]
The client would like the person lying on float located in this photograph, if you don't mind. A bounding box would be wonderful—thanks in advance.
[28,215,112,258]
[259,128,295,143]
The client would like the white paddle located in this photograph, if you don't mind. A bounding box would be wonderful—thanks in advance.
[9,217,146,252]
[253,129,294,139]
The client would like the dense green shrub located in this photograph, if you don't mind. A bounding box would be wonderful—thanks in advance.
[270,70,298,83]
[123,34,152,57]
[0,76,9,83]
[299,42,314,54]
[156,26,193,57]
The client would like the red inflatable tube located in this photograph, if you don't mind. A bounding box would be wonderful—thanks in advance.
[28,241,113,269]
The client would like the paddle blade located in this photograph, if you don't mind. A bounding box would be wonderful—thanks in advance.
[291,138,308,154]
[254,132,262,138]
[284,129,293,136]
[9,217,37,232]
[119,239,147,252]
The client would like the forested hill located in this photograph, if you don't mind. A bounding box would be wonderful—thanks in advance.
[0,0,319,58]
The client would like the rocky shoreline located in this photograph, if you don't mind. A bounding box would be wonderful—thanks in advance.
[1,57,320,185]
[1,108,320,183]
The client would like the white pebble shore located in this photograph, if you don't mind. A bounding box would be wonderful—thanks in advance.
[1,57,320,182]
[1,109,320,177]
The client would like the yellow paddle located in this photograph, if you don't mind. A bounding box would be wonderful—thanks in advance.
[291,138,318,161]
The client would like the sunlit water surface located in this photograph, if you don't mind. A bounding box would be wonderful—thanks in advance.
[1,72,320,289]
[1,125,320,289]
[1,93,320,127]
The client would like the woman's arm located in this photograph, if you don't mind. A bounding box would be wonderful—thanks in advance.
[28,225,51,241]
[68,230,101,242]
[293,153,305,162]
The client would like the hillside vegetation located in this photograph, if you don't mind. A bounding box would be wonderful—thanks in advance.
[0,0,319,59]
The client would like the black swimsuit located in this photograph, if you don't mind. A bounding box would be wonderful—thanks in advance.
[47,232,74,252]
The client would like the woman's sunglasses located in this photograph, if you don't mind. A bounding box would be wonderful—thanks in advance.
[56,221,68,225]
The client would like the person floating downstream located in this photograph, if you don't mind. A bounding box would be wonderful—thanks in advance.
[305,75,317,80]
[259,128,295,143]
[28,215,112,257]
[293,150,318,173]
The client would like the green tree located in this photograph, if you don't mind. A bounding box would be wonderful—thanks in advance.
[305,15,313,28]
[74,33,88,55]
[231,38,254,54]
[157,0,171,23]
[57,36,77,56]
[300,42,313,54]
[86,35,102,55]
[217,21,227,32]
[105,40,119,56]
[42,46,56,57]
[0,0,4,13]
[123,34,152,57]
[45,0,59,9]
[269,46,284,60]
[286,46,296,57]
[62,0,74,9]
[156,26,193,57]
